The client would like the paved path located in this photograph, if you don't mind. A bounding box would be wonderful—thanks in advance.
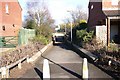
[20,43,112,80]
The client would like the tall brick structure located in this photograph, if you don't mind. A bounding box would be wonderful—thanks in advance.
[0,0,22,36]
[88,0,120,45]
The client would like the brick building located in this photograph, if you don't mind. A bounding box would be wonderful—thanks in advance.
[88,0,120,45]
[0,0,22,37]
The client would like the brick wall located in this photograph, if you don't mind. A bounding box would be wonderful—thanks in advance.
[0,1,22,36]
[87,1,106,29]
[102,0,120,9]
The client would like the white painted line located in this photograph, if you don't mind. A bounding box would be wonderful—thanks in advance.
[43,59,50,80]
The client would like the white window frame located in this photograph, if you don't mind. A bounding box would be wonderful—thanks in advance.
[111,0,118,5]
[5,4,9,14]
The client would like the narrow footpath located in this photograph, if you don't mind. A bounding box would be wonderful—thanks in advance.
[20,43,112,80]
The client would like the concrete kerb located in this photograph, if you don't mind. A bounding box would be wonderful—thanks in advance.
[0,42,53,79]
[28,42,53,63]
[0,56,27,78]
[66,40,98,62]
[66,41,119,79]
[73,44,98,61]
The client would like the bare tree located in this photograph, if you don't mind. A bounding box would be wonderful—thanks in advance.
[25,0,54,28]
[68,6,88,25]
[24,0,55,39]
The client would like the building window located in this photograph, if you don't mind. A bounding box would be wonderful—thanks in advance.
[112,0,118,5]
[13,24,15,27]
[2,26,5,31]
[5,4,9,14]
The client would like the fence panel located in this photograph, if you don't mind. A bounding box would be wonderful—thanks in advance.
[0,36,18,48]
[18,28,35,45]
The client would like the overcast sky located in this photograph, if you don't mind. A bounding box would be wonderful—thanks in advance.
[18,0,89,25]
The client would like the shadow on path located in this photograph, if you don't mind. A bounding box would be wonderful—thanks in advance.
[41,55,83,79]
[53,42,86,62]
[34,67,43,80]
[53,42,72,51]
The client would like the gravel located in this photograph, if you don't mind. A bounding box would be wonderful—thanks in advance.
[0,42,44,67]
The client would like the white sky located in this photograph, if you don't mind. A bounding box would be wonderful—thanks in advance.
[18,0,89,25]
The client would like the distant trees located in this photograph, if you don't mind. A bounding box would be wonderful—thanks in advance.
[66,6,88,26]
[61,6,91,43]
[60,6,87,31]
[60,7,88,34]
[25,20,36,29]
[24,0,55,44]
[25,1,54,29]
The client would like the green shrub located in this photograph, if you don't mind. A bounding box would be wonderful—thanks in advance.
[80,20,87,24]
[83,31,94,43]
[107,43,119,52]
[77,29,94,43]
[76,20,88,30]
[25,20,36,29]
[33,35,50,45]
[77,29,86,40]
[25,19,53,44]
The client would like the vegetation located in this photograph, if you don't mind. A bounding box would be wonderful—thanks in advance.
[33,35,49,45]
[65,14,120,77]
[76,20,88,30]
[76,30,94,43]
[68,20,94,46]
[24,1,54,45]
[25,20,36,29]
[68,6,88,26]
[60,6,88,35]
